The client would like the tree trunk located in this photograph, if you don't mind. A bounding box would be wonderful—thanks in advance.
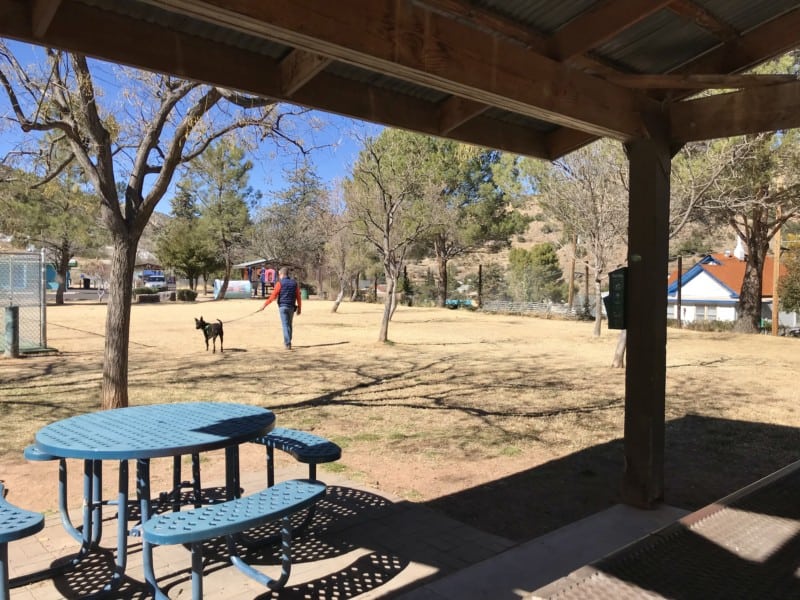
[331,289,344,312]
[389,282,399,320]
[55,247,71,306]
[102,236,137,409]
[350,271,360,302]
[612,329,627,368]
[734,232,770,334]
[593,277,603,337]
[331,277,345,313]
[378,276,396,342]
[436,254,448,308]
[734,255,766,333]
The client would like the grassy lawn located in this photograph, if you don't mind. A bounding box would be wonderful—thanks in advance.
[1,297,799,540]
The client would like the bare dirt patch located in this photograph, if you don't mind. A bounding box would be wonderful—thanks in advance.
[1,297,799,541]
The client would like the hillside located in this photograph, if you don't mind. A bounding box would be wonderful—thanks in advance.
[412,201,735,296]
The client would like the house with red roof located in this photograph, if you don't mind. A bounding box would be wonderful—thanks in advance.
[667,250,792,325]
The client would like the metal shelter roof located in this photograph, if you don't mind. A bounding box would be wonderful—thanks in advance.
[1,0,799,159]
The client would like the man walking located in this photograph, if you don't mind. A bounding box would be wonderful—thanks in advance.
[257,267,302,349]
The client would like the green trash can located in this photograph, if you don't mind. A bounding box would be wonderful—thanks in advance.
[300,288,309,300]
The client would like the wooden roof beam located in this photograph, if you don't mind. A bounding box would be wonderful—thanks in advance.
[607,73,797,89]
[0,0,551,159]
[671,81,800,142]
[294,73,550,158]
[151,0,650,140]
[676,6,800,76]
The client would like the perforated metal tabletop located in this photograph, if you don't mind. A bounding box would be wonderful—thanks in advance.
[35,401,275,460]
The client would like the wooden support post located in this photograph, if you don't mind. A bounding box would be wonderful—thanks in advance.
[623,126,672,508]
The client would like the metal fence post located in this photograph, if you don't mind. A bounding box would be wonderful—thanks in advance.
[5,306,19,358]
[40,248,47,348]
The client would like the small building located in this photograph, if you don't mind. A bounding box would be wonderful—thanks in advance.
[134,263,164,287]
[232,258,281,298]
[667,251,794,326]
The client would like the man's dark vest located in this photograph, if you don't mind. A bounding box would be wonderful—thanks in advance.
[278,277,297,307]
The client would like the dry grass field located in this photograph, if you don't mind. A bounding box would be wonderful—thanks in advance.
[1,296,799,542]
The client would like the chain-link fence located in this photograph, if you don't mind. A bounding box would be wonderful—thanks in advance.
[480,299,584,319]
[1,251,47,352]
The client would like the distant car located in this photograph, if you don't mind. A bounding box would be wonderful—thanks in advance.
[143,275,166,289]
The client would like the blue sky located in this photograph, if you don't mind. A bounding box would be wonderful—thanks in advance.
[0,39,380,211]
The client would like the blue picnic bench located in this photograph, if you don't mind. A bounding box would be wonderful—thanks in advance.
[142,478,326,599]
[0,482,45,600]
[174,427,341,498]
[251,427,342,486]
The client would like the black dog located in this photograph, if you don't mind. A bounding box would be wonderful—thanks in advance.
[195,317,224,353]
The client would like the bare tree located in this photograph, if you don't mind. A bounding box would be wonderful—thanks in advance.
[529,139,629,337]
[324,182,366,312]
[0,43,307,408]
[251,159,329,284]
[346,130,437,341]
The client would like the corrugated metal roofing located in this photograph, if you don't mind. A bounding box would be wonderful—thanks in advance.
[704,0,800,34]
[472,0,596,36]
[594,9,717,74]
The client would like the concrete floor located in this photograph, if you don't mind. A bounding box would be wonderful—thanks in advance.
[8,464,686,599]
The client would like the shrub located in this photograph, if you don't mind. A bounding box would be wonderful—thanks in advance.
[134,287,158,295]
[177,288,198,301]
[667,318,734,332]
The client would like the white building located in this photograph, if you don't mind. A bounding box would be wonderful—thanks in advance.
[667,251,796,326]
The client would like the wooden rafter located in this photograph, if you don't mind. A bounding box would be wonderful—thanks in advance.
[668,0,739,43]
[31,0,60,38]
[548,0,671,61]
[671,81,800,142]
[607,73,797,89]
[675,6,800,76]
[438,96,488,135]
[279,49,331,96]
[546,128,601,161]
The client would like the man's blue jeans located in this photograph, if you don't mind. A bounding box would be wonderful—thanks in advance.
[278,305,295,348]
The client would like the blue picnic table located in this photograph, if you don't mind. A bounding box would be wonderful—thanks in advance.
[24,402,275,596]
